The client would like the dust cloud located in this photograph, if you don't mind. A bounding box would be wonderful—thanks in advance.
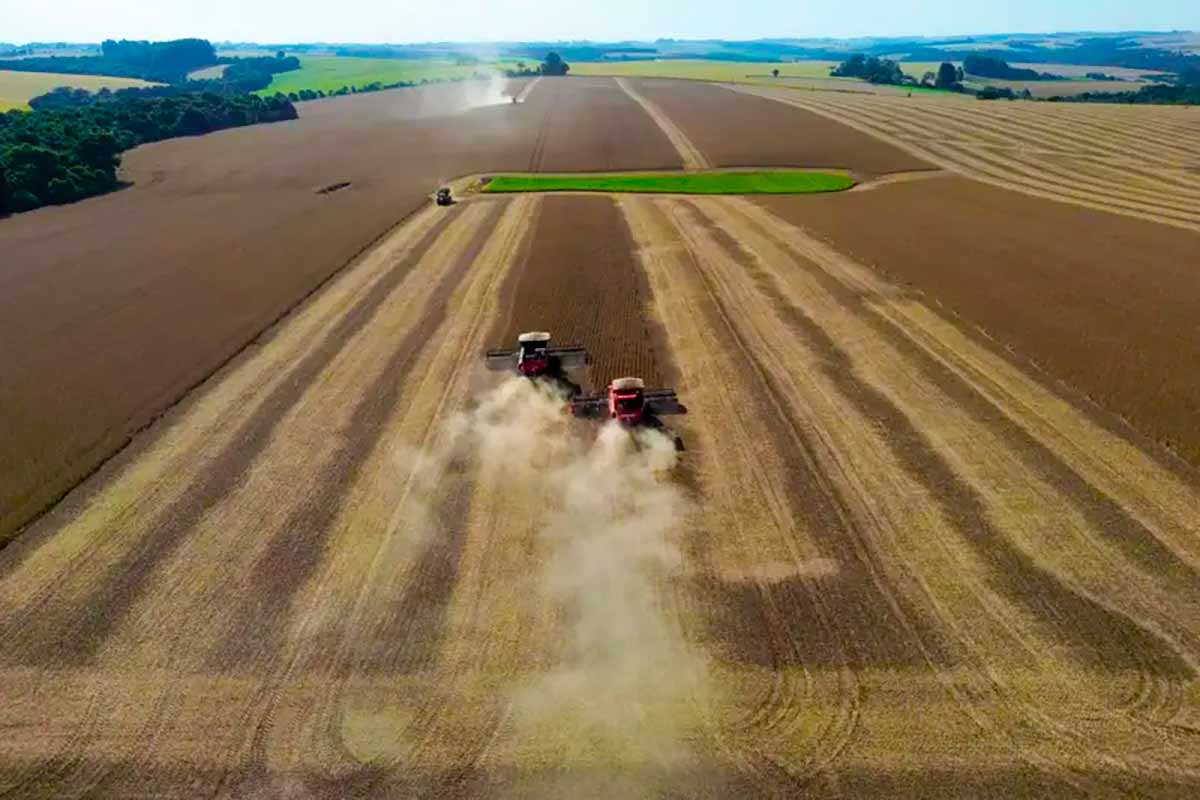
[381,69,515,121]
[436,376,709,796]
[460,69,511,110]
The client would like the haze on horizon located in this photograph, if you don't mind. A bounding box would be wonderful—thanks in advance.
[1,0,1196,46]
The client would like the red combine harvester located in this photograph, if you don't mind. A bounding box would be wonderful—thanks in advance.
[485,331,589,380]
[569,377,687,426]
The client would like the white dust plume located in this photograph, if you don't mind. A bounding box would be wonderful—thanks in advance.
[459,69,511,110]
[441,377,708,795]
[375,376,708,794]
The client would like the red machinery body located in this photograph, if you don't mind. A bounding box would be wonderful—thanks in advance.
[570,377,687,425]
[485,331,589,381]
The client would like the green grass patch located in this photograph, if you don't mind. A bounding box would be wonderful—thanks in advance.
[259,56,515,95]
[483,170,855,195]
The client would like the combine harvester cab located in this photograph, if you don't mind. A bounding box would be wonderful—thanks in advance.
[484,331,589,392]
[570,377,687,447]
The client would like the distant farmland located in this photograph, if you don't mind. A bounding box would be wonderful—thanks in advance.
[572,58,1170,97]
[571,59,841,82]
[0,69,157,110]
[259,56,514,95]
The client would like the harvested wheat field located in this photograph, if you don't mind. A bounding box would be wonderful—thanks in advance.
[0,76,678,545]
[2,75,1200,798]
[735,83,1200,230]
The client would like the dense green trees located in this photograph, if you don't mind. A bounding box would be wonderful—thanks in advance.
[28,55,301,110]
[935,62,961,90]
[1049,83,1200,105]
[0,39,219,82]
[1,94,297,215]
[976,86,1019,100]
[505,52,571,78]
[963,54,1062,81]
[541,52,570,76]
[830,55,907,85]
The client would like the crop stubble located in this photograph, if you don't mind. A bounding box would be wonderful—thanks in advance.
[0,76,678,545]
[734,82,1200,230]
[2,75,1200,798]
[622,193,1200,796]
[759,175,1200,466]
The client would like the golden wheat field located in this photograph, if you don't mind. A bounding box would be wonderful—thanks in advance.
[1,76,1199,798]
[736,83,1200,231]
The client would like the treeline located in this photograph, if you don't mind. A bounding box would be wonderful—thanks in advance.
[830,55,962,89]
[0,94,297,214]
[830,55,905,84]
[504,52,571,77]
[828,51,1198,104]
[962,54,1062,81]
[28,55,301,109]
[0,39,219,83]
[1048,75,1200,105]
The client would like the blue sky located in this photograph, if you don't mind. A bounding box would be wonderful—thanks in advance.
[1,0,1196,44]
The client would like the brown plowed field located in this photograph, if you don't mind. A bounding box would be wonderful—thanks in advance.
[759,174,1200,465]
[3,76,1200,798]
[629,78,934,175]
[0,76,676,544]
[525,76,683,172]
[735,83,1200,230]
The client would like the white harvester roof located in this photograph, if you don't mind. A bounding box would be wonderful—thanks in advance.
[518,331,552,343]
[611,377,645,391]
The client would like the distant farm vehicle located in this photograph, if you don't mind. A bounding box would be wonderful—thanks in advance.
[435,187,454,206]
[485,331,589,393]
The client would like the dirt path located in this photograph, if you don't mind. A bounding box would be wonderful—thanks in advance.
[615,77,711,170]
